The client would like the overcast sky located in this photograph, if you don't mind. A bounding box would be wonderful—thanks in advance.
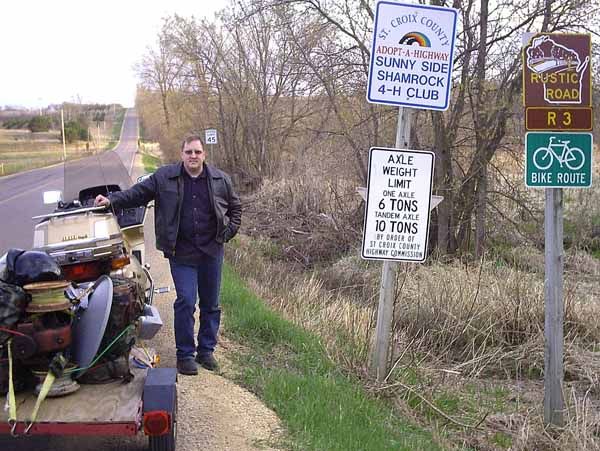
[0,0,227,109]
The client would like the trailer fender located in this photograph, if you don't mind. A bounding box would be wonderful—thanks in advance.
[142,367,177,435]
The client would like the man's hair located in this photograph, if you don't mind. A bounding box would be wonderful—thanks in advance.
[180,134,204,151]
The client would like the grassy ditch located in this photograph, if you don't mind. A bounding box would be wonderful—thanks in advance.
[141,152,161,173]
[226,232,600,451]
[219,262,439,451]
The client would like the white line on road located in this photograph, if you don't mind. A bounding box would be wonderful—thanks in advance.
[0,176,60,206]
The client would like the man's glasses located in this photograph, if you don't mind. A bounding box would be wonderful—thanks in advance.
[183,149,203,155]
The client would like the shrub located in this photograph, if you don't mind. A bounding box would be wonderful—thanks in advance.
[61,119,88,143]
[28,115,52,132]
[93,112,105,122]
[2,118,29,129]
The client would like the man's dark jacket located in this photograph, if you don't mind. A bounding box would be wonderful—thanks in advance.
[109,162,242,257]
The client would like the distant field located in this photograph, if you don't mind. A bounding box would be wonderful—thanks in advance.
[0,131,92,176]
[0,110,124,177]
[0,129,60,141]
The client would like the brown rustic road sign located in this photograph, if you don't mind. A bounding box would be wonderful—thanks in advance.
[526,107,592,131]
[523,34,591,108]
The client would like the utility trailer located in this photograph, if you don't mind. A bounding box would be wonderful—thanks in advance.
[0,366,177,451]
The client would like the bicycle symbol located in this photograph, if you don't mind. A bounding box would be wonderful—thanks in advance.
[532,136,585,171]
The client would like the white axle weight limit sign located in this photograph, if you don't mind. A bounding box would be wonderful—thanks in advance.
[367,1,458,110]
[362,148,435,262]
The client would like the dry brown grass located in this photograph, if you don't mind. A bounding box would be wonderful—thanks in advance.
[228,230,600,450]
[242,176,364,266]
[228,234,375,370]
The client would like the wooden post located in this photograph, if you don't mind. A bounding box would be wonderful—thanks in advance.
[372,106,412,380]
[544,187,564,426]
[373,260,396,380]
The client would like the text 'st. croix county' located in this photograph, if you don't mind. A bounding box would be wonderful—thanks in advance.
[367,2,457,110]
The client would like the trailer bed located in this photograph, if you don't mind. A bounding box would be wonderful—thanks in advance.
[0,367,147,436]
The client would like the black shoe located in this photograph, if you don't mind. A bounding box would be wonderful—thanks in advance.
[195,354,219,371]
[177,359,198,375]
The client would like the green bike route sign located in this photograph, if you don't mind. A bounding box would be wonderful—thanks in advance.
[525,132,593,188]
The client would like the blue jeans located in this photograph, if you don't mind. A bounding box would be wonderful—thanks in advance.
[168,254,223,361]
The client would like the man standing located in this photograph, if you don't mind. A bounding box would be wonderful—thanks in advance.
[94,135,242,375]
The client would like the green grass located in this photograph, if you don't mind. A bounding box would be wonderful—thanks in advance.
[220,264,440,451]
[141,152,161,173]
[491,432,512,449]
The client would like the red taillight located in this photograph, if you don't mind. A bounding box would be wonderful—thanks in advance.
[62,261,106,282]
[143,411,170,436]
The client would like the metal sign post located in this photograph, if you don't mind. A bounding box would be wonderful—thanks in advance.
[523,33,592,427]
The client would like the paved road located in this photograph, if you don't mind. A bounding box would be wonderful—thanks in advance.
[0,109,139,255]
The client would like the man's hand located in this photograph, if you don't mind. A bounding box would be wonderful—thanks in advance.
[94,194,110,207]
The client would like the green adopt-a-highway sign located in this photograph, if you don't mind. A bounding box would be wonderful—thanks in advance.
[525,132,593,188]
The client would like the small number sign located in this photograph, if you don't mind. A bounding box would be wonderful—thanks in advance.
[205,129,218,145]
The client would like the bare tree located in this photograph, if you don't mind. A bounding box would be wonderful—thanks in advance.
[135,0,598,255]
[140,5,317,181]
[136,18,185,130]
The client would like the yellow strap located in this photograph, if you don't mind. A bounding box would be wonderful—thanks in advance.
[28,371,55,427]
[7,339,16,422]
[6,339,56,435]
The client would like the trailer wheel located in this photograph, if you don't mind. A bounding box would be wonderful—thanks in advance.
[148,391,177,451]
